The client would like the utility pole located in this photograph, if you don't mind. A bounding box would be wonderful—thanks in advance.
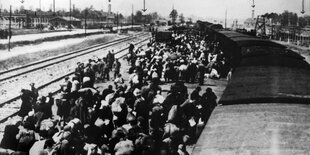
[53,0,55,15]
[107,0,111,29]
[116,12,119,31]
[0,0,2,16]
[120,15,122,30]
[8,5,12,52]
[132,4,134,29]
[225,9,227,29]
[142,0,147,28]
[288,13,291,26]
[101,0,104,29]
[39,0,42,30]
[142,0,147,12]
[251,0,255,19]
[85,8,87,37]
[301,0,305,14]
[69,0,71,29]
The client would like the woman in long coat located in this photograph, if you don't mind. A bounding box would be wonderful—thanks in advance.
[18,89,34,117]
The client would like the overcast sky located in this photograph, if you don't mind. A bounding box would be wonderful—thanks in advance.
[1,0,309,20]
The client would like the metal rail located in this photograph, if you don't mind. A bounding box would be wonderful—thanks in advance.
[0,33,147,82]
[0,37,151,124]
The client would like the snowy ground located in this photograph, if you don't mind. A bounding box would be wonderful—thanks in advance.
[0,33,117,61]
[0,33,131,103]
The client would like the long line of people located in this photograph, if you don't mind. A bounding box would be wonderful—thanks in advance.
[0,29,220,155]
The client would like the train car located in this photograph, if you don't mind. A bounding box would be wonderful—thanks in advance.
[213,30,296,68]
[192,31,310,154]
[154,31,173,43]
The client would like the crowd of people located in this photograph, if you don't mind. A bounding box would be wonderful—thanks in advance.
[0,28,226,155]
[0,29,12,39]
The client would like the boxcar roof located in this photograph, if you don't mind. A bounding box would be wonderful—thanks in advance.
[233,38,286,48]
[218,30,253,38]
[217,30,286,48]
[216,30,310,104]
[192,104,310,155]
[219,64,310,105]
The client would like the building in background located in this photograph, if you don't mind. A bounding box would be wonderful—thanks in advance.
[81,11,115,29]
[243,18,256,31]
[0,14,27,29]
[0,10,115,30]
[231,19,243,30]
[49,16,81,28]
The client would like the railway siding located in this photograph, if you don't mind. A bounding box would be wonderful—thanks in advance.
[0,34,151,127]
[0,33,149,104]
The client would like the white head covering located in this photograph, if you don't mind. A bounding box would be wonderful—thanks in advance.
[133,88,141,97]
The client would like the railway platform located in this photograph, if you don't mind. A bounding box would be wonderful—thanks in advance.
[0,37,228,155]
[0,33,150,138]
[93,57,228,154]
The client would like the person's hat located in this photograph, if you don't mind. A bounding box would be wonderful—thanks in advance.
[28,111,35,117]
[100,100,109,109]
[133,88,141,97]
[137,116,144,122]
[62,131,71,140]
[63,125,72,131]
[126,113,136,122]
[153,94,165,104]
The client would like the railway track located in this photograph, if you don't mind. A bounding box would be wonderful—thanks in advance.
[0,33,151,124]
[0,32,147,82]
[0,32,149,104]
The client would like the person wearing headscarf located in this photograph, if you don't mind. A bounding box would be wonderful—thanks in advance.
[201,88,218,122]
[133,88,148,120]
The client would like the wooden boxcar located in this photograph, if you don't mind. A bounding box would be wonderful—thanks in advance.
[154,31,173,43]
[193,30,310,155]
